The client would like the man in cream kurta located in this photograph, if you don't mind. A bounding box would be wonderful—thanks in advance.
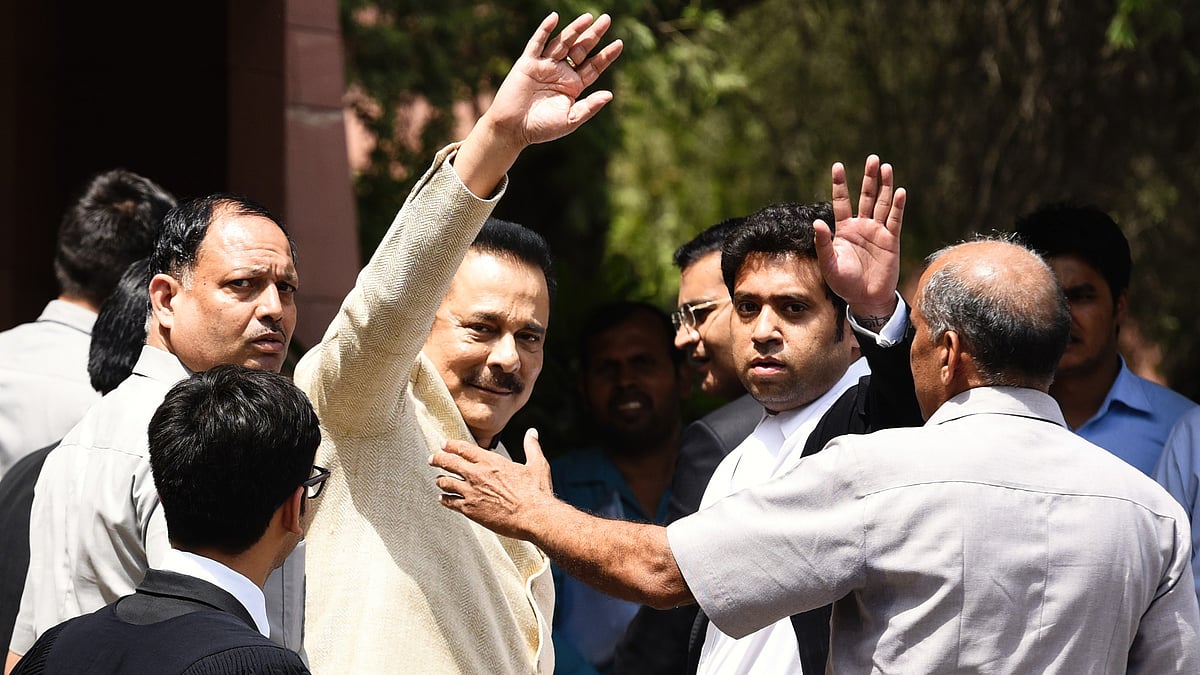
[294,13,623,674]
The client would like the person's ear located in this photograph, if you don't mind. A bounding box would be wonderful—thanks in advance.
[1113,289,1129,328]
[939,329,961,385]
[278,487,304,536]
[148,273,182,330]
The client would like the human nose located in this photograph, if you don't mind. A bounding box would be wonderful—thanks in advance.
[487,333,521,373]
[750,307,778,343]
[257,284,284,323]
[674,323,698,350]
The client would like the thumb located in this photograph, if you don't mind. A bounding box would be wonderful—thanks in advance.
[814,218,837,269]
[523,427,548,468]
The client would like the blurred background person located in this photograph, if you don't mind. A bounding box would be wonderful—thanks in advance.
[1014,203,1197,475]
[0,170,174,476]
[0,257,151,652]
[552,301,689,674]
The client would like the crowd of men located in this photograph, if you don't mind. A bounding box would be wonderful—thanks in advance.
[1,9,1199,675]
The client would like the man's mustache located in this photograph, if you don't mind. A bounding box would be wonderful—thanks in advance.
[465,370,525,395]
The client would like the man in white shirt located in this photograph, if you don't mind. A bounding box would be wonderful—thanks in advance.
[11,365,323,674]
[0,169,175,475]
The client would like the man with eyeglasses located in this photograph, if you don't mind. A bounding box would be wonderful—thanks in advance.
[10,366,325,674]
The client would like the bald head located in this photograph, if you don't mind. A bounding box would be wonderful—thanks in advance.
[915,238,1070,391]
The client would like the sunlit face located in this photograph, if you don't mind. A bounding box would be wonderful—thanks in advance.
[154,212,298,373]
[583,311,688,452]
[422,250,550,448]
[1045,254,1125,378]
[675,251,741,400]
[730,253,857,413]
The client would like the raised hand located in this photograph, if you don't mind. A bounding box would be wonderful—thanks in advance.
[491,12,624,145]
[454,12,623,196]
[813,155,906,321]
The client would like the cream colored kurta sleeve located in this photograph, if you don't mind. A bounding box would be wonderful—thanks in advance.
[295,145,555,674]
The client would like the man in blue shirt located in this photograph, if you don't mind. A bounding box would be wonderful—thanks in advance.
[1014,203,1197,474]
[550,301,690,674]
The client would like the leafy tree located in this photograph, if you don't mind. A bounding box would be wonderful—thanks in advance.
[340,0,1200,457]
[607,0,1200,398]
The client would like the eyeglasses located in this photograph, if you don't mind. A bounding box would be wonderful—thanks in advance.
[301,465,331,499]
[671,299,723,333]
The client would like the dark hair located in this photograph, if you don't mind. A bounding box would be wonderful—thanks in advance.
[54,169,176,307]
[148,365,321,555]
[88,258,150,394]
[150,194,294,279]
[720,202,846,340]
[1012,202,1131,302]
[919,237,1071,388]
[672,216,748,271]
[578,301,684,371]
[471,217,557,305]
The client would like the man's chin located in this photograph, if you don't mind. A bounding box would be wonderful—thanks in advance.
[242,353,286,373]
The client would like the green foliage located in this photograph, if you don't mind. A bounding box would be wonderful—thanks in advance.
[607,0,1200,398]
[340,0,1200,455]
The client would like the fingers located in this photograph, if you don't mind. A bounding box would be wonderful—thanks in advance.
[524,13,560,60]
[829,162,852,225]
[576,39,624,89]
[856,154,880,220]
[541,12,595,62]
[813,217,836,268]
[435,474,465,501]
[567,90,615,126]
[887,188,907,234]
[564,14,613,70]
[431,438,490,480]
[871,162,893,224]
[832,155,903,231]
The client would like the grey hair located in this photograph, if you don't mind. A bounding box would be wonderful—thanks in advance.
[918,234,1070,389]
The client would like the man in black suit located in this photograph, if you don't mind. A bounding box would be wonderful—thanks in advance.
[11,365,325,674]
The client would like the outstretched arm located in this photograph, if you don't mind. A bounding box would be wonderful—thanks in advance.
[295,13,622,435]
[430,429,691,609]
[453,12,623,198]
[813,155,906,327]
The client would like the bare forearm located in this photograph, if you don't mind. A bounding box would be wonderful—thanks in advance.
[530,500,693,609]
[452,116,525,199]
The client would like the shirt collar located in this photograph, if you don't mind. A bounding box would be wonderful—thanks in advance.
[131,345,192,383]
[38,299,97,335]
[926,386,1067,428]
[774,356,871,441]
[157,549,271,638]
[1093,356,1154,418]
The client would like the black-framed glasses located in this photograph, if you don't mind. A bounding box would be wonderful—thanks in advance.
[671,299,723,333]
[301,465,331,499]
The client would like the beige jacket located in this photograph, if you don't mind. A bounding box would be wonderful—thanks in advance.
[295,145,555,674]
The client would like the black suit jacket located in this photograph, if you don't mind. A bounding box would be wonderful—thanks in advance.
[12,569,310,674]
[0,442,54,652]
